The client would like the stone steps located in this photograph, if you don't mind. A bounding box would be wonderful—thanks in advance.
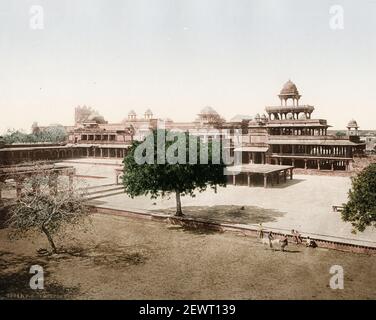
[83,184,124,200]
[86,186,123,196]
[86,190,124,200]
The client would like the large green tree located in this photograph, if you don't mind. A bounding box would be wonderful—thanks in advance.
[122,130,227,216]
[342,163,376,232]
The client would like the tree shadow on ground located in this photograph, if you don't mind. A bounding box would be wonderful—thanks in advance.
[67,242,149,266]
[161,205,285,225]
[167,224,223,235]
[0,251,79,299]
[269,178,305,189]
[39,241,151,268]
[0,241,150,299]
[272,249,301,254]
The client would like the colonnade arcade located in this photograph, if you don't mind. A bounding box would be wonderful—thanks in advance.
[267,111,313,121]
[270,144,352,158]
[265,104,315,121]
[0,145,129,165]
[226,164,294,188]
[84,146,127,158]
[268,127,328,136]
[271,157,351,171]
[0,147,82,165]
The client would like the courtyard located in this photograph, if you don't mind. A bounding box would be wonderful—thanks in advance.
[56,159,376,247]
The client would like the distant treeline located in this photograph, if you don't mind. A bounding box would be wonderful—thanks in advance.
[2,126,68,144]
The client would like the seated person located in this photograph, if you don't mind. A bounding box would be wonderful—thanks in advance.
[305,236,317,248]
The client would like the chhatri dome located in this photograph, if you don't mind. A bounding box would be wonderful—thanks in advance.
[200,106,219,115]
[347,119,358,128]
[278,80,301,106]
[347,119,359,136]
[197,106,223,123]
[280,80,299,95]
[144,108,153,119]
[127,110,137,121]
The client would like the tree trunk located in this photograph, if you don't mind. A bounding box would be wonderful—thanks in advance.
[42,225,58,254]
[175,191,183,216]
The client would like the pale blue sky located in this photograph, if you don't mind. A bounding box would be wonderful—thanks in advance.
[0,0,375,133]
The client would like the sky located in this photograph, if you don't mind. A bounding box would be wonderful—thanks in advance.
[0,0,375,133]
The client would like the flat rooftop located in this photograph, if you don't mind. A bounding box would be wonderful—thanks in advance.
[226,163,293,174]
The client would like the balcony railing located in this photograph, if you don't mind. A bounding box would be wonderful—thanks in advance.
[75,140,130,144]
[268,135,349,140]
[270,152,350,158]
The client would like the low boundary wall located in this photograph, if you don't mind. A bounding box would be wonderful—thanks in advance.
[92,205,376,255]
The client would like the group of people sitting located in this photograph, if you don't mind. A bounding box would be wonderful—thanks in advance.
[291,229,317,248]
[258,224,317,250]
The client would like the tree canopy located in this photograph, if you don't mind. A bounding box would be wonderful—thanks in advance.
[6,166,89,253]
[3,125,67,144]
[122,130,227,216]
[342,163,376,232]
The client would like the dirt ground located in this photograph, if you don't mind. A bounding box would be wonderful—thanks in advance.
[1,213,375,300]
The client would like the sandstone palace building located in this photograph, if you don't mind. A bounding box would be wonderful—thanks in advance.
[243,80,364,171]
[0,81,366,172]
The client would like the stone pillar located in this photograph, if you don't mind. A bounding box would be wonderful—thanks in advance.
[247,174,250,187]
[304,159,307,170]
[263,174,267,188]
[233,175,236,186]
[317,160,321,170]
[290,168,293,180]
[100,148,103,158]
[331,161,334,171]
